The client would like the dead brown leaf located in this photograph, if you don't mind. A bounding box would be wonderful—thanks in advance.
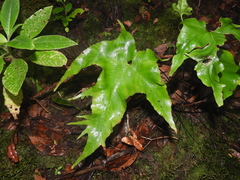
[121,130,143,151]
[34,168,46,180]
[104,143,127,157]
[7,143,19,165]
[154,42,173,59]
[153,18,159,24]
[123,20,133,27]
[105,151,139,171]
[131,26,138,35]
[28,123,64,156]
[0,112,12,121]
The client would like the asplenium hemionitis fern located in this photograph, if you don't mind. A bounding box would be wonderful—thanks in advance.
[169,17,240,106]
[55,21,176,167]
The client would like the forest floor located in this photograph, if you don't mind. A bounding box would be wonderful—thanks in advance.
[0,0,240,179]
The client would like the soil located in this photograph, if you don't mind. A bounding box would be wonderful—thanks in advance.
[0,0,240,179]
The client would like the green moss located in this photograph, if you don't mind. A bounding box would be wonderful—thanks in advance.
[125,6,180,50]
[0,129,78,180]
[19,0,52,21]
[118,111,240,179]
[81,1,180,50]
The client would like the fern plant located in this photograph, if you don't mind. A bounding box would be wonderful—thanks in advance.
[171,0,240,106]
[55,21,176,167]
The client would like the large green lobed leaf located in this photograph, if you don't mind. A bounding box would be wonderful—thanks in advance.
[218,50,240,99]
[56,22,175,167]
[170,18,240,106]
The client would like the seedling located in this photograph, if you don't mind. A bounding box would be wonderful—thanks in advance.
[52,0,87,32]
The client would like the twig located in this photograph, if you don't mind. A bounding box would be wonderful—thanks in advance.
[141,135,178,149]
[52,165,103,180]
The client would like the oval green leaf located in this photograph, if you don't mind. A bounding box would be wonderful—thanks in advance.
[21,6,53,38]
[0,0,20,39]
[33,35,77,50]
[29,51,67,67]
[0,56,5,74]
[0,33,7,45]
[3,59,28,95]
[7,35,35,50]
[53,7,64,14]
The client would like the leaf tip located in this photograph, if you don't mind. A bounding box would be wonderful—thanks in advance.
[117,20,127,32]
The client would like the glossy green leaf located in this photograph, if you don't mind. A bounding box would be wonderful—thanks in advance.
[28,51,67,67]
[194,55,225,106]
[3,87,23,120]
[237,79,240,85]
[33,35,77,50]
[0,33,7,45]
[2,59,28,95]
[65,3,72,13]
[68,8,85,19]
[10,23,22,37]
[172,0,192,21]
[218,50,240,99]
[170,18,240,106]
[216,18,240,40]
[7,35,35,50]
[52,93,80,110]
[53,7,64,14]
[0,0,20,39]
[0,56,5,74]
[56,22,175,167]
[170,18,226,75]
[21,6,53,38]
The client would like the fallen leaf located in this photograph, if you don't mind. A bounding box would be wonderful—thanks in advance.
[131,26,138,35]
[34,168,46,180]
[28,123,64,156]
[154,42,173,59]
[136,118,152,136]
[0,112,12,121]
[104,143,127,157]
[159,64,171,78]
[153,18,159,24]
[105,151,139,171]
[7,143,19,165]
[64,164,75,174]
[123,20,133,27]
[121,130,143,151]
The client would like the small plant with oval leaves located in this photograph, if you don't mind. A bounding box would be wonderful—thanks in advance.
[52,0,87,32]
[0,0,77,119]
